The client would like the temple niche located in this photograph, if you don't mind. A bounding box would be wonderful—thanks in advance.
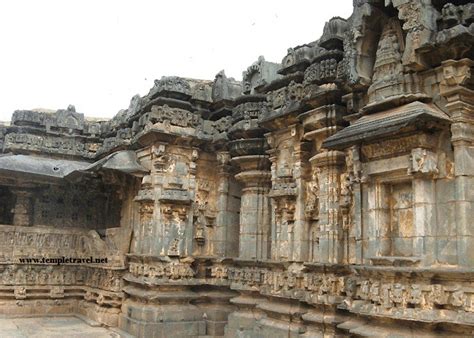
[0,0,473,337]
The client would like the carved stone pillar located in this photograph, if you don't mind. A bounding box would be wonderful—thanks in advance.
[312,150,346,264]
[232,155,271,260]
[345,146,363,264]
[265,125,311,262]
[440,59,474,267]
[299,104,347,263]
[11,188,34,226]
[214,151,240,257]
[131,172,155,255]
[123,134,204,336]
[291,142,312,262]
[131,142,197,257]
[228,95,271,260]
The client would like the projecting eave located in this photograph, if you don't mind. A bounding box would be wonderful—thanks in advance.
[65,150,149,180]
[322,101,451,151]
[0,150,148,185]
[0,153,91,184]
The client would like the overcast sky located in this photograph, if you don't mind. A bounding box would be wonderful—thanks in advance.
[0,0,353,121]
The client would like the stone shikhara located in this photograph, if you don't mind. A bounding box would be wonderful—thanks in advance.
[0,1,473,337]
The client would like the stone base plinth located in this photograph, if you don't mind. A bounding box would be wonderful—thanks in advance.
[0,299,77,316]
[77,300,121,327]
[119,300,206,338]
[225,311,262,338]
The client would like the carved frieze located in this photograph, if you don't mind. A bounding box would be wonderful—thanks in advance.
[232,101,269,124]
[209,264,228,280]
[128,260,194,280]
[269,180,297,198]
[146,104,201,129]
[152,76,192,97]
[0,264,123,306]
[226,262,474,322]
[361,134,434,160]
[4,133,97,158]
[266,81,304,111]
[304,58,340,85]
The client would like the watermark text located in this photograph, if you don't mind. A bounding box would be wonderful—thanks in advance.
[18,256,108,266]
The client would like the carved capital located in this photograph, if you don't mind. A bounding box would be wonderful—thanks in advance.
[310,150,346,168]
[439,60,474,124]
[216,150,229,163]
[440,59,474,94]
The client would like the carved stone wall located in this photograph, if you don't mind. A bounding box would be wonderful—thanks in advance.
[0,0,473,337]
[32,184,121,229]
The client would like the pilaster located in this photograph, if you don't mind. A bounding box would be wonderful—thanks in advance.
[440,58,474,267]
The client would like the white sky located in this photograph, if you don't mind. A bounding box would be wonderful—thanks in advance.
[0,0,353,121]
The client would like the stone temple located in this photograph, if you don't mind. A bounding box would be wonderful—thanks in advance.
[0,0,473,337]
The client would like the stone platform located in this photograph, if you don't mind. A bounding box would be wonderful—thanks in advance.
[0,315,132,338]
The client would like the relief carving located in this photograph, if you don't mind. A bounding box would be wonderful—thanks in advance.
[305,167,320,220]
[409,148,438,176]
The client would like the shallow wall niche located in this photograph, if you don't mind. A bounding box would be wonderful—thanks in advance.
[362,144,441,266]
[386,180,414,256]
[370,179,415,257]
